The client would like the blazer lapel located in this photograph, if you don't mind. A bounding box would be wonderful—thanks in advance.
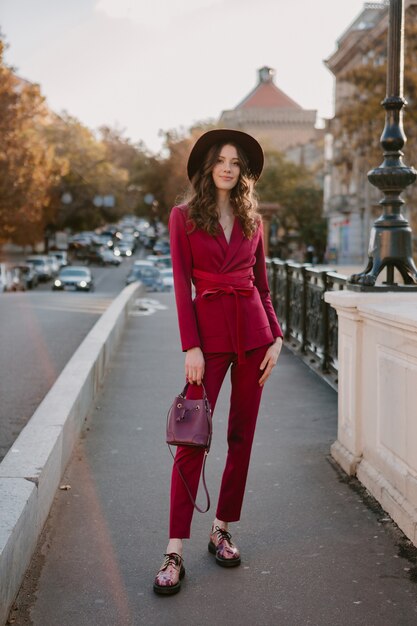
[214,228,229,257]
[220,218,245,272]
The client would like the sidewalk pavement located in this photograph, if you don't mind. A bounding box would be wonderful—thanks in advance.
[8,293,417,626]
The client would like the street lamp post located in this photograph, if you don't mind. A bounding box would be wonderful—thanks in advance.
[348,0,417,290]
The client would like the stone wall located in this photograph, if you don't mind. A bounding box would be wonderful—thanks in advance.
[325,291,417,545]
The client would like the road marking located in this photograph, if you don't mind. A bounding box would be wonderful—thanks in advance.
[27,305,110,314]
[130,298,168,316]
[16,294,113,314]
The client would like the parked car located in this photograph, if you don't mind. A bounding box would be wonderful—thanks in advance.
[126,265,164,291]
[0,264,7,292]
[0,263,26,292]
[8,267,27,291]
[47,255,60,276]
[52,266,94,292]
[12,264,39,289]
[25,256,53,281]
[160,268,174,292]
[50,251,69,268]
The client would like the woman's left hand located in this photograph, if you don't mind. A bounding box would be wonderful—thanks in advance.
[259,338,283,386]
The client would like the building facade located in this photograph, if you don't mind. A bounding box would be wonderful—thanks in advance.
[324,0,417,264]
[219,66,321,160]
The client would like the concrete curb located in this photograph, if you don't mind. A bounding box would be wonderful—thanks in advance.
[0,282,143,625]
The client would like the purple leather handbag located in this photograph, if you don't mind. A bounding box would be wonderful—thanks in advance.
[166,383,212,513]
[166,383,212,448]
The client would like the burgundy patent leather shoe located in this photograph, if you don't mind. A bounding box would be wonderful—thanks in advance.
[153,552,185,595]
[208,525,241,567]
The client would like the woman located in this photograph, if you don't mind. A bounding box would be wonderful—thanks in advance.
[154,129,283,595]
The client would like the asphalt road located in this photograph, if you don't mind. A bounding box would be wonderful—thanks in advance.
[9,293,417,626]
[0,252,141,462]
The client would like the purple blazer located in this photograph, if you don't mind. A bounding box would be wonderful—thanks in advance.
[169,205,283,359]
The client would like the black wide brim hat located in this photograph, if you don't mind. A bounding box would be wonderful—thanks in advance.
[187,129,264,182]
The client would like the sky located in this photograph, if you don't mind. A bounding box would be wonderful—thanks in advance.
[1,0,372,153]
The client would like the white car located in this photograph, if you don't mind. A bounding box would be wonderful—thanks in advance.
[25,256,52,281]
[47,255,60,276]
[50,251,69,267]
[52,266,94,292]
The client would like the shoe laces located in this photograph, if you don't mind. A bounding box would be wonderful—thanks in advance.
[213,525,232,544]
[161,552,182,571]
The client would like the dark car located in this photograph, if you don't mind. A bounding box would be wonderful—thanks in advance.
[84,247,107,266]
[52,267,94,292]
[126,265,164,291]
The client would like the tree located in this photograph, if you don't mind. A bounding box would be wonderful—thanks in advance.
[98,125,140,173]
[129,121,216,222]
[257,151,326,259]
[334,8,417,241]
[98,126,148,214]
[44,114,130,231]
[337,13,417,159]
[0,38,65,245]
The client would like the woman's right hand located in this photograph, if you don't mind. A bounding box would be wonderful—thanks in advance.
[185,347,205,385]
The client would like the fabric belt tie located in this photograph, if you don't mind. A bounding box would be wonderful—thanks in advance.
[192,268,254,364]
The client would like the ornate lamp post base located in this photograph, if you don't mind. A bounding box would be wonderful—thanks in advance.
[347,1,417,291]
[348,196,417,291]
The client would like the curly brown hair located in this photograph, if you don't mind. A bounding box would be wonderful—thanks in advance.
[185,142,261,239]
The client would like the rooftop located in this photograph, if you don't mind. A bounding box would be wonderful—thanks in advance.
[236,66,302,111]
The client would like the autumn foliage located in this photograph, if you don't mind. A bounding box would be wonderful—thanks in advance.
[0,39,65,245]
[333,7,417,238]
[0,32,324,253]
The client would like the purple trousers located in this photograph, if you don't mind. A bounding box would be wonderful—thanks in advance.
[169,345,267,538]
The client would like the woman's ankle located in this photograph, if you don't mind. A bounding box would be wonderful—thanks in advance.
[166,538,183,556]
[212,518,228,532]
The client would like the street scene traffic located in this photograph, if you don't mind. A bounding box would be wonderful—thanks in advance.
[0,216,172,294]
[0,216,173,465]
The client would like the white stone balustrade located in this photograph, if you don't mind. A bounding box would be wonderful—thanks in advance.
[324,291,417,545]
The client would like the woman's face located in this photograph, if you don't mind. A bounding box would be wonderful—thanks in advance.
[211,144,240,192]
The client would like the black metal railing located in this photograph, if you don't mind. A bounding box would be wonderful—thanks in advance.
[267,259,347,387]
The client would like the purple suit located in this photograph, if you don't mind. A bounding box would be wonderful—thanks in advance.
[168,205,283,538]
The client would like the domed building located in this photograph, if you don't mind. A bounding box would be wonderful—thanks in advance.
[219,66,319,158]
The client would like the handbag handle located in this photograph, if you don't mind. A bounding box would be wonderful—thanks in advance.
[179,382,211,426]
[168,446,210,513]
